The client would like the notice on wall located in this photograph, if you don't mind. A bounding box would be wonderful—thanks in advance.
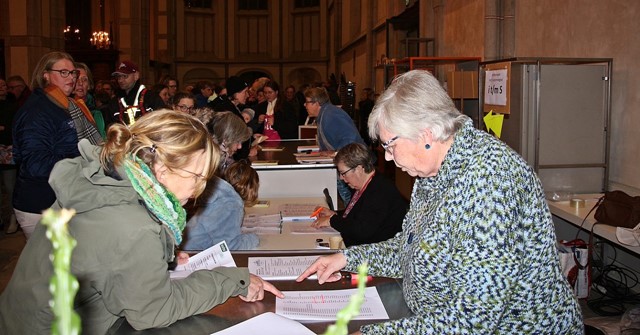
[484,68,508,106]
[482,61,511,114]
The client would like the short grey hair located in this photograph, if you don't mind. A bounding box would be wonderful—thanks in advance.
[334,143,375,173]
[207,111,251,147]
[368,70,466,142]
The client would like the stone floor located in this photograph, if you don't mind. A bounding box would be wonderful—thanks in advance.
[0,229,25,294]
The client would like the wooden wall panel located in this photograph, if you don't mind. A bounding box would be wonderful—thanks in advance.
[291,11,320,55]
[237,14,268,56]
[184,13,215,55]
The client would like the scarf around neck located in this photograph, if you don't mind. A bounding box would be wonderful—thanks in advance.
[122,155,186,245]
[45,85,103,145]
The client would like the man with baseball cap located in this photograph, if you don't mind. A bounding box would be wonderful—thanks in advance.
[105,60,165,126]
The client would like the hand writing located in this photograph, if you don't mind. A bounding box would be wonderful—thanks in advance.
[311,207,335,228]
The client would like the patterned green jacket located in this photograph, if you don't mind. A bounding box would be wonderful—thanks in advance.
[344,118,583,334]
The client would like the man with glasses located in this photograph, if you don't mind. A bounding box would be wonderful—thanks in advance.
[304,86,365,205]
[106,60,165,127]
[6,75,31,108]
[160,75,179,104]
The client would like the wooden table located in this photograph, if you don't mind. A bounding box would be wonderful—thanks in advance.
[112,252,411,334]
[547,193,640,256]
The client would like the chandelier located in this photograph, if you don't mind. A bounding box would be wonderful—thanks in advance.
[90,31,111,49]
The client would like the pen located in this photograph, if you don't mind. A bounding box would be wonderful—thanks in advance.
[341,272,373,285]
[310,207,323,218]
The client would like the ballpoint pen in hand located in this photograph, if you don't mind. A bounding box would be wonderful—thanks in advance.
[310,207,323,218]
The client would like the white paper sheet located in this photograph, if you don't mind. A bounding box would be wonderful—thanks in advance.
[242,213,282,228]
[240,226,281,234]
[170,241,236,280]
[248,255,320,280]
[290,225,338,234]
[279,203,318,221]
[211,312,314,335]
[276,287,389,321]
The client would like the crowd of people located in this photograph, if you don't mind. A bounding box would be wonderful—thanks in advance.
[0,50,583,334]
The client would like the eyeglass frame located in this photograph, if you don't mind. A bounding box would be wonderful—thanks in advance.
[337,166,356,178]
[172,166,206,182]
[304,100,317,105]
[380,135,399,153]
[176,104,194,112]
[48,69,80,78]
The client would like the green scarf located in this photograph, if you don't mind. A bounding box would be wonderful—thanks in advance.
[123,155,186,245]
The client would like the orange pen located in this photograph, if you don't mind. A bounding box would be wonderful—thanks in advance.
[310,207,323,218]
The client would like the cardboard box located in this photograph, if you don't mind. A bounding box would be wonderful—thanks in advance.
[446,71,478,99]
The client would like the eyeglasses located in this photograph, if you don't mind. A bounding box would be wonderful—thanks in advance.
[176,104,194,112]
[115,74,130,80]
[337,166,356,178]
[48,69,80,78]
[381,136,399,153]
[304,100,316,105]
[172,167,206,182]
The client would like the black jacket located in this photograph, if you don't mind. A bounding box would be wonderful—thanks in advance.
[330,173,407,246]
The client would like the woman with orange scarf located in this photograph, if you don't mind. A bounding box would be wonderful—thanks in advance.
[12,51,102,238]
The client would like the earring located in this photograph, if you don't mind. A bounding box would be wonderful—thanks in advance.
[425,144,431,150]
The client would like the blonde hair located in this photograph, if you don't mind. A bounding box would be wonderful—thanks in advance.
[223,160,259,206]
[100,109,219,198]
[31,51,75,89]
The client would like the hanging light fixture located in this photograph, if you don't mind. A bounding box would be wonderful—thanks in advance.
[90,31,111,49]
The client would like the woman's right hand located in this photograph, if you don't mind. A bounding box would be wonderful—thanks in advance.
[296,253,347,284]
[311,207,335,228]
[239,274,284,302]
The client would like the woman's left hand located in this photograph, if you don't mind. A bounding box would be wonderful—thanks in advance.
[176,251,190,265]
[249,146,259,157]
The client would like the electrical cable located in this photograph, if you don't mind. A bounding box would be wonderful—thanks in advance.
[587,239,640,316]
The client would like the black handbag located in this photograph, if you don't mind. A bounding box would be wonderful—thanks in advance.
[594,191,640,229]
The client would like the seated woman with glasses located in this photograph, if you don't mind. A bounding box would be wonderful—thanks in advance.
[311,143,407,246]
[172,91,196,114]
[182,160,260,251]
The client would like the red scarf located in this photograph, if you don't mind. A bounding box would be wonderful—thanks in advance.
[343,171,375,218]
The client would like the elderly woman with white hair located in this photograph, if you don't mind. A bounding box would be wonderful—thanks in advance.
[298,70,582,334]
